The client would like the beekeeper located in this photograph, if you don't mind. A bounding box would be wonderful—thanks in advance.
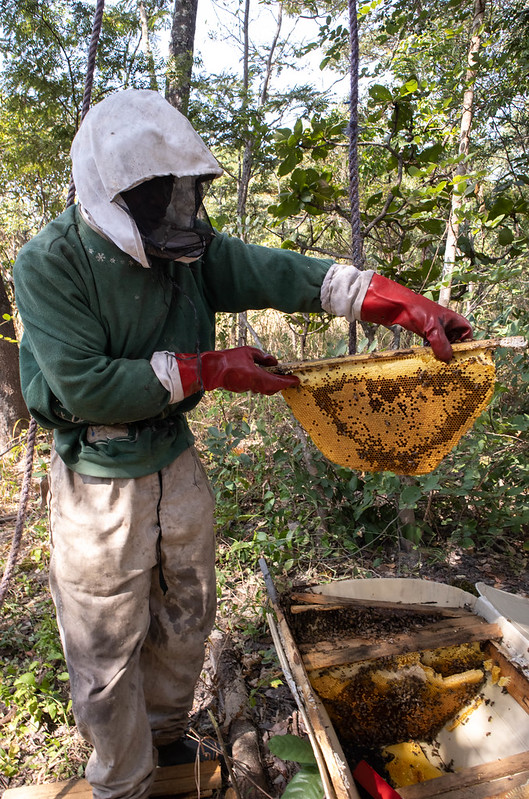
[13,88,472,799]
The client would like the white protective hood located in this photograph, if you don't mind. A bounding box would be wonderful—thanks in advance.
[70,88,223,268]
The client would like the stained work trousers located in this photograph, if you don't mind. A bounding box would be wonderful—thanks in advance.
[48,446,217,799]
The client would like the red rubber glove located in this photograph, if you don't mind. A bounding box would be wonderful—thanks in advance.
[175,347,300,397]
[360,273,473,362]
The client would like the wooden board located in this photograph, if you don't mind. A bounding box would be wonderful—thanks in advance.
[290,604,472,617]
[396,750,529,799]
[484,640,529,713]
[300,616,503,670]
[271,612,359,799]
[2,761,222,799]
[311,578,479,610]
[289,592,473,618]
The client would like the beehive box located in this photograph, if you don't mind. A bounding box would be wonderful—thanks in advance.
[264,573,529,799]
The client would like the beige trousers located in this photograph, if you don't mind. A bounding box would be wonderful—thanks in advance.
[48,446,216,799]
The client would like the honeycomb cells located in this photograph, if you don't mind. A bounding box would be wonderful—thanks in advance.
[281,345,496,475]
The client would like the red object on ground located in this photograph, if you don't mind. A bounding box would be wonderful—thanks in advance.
[353,760,402,799]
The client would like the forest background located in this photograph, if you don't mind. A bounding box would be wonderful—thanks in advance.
[0,0,528,792]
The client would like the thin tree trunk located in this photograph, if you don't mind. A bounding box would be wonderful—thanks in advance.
[237,313,247,347]
[138,0,158,91]
[237,1,282,227]
[166,0,198,114]
[439,0,485,306]
[0,280,28,449]
[235,0,252,346]
[236,0,252,224]
[235,2,283,347]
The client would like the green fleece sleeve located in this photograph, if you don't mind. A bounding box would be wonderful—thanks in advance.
[202,233,333,313]
[16,338,88,429]
[14,247,170,426]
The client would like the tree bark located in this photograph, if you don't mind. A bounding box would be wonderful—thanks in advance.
[439,0,485,306]
[138,0,158,91]
[0,279,28,449]
[235,2,283,347]
[166,0,198,114]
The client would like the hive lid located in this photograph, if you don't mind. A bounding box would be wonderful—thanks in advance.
[275,337,526,476]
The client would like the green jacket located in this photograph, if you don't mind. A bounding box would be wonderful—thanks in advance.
[14,206,332,477]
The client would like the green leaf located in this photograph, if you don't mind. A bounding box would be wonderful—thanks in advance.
[488,197,514,220]
[399,485,423,508]
[14,672,37,686]
[498,227,514,246]
[268,734,317,764]
[417,143,443,163]
[421,473,441,492]
[458,236,473,256]
[278,152,301,177]
[272,195,303,218]
[369,84,392,102]
[418,218,445,235]
[401,78,418,95]
[282,767,324,799]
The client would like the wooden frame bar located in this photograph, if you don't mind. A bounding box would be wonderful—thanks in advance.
[397,750,529,799]
[300,617,503,670]
[289,593,473,618]
[2,762,221,799]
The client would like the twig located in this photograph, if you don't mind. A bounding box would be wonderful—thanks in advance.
[0,418,37,608]
[239,315,265,350]
[207,709,242,799]
[0,435,26,459]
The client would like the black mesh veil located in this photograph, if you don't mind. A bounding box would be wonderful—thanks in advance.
[122,174,216,263]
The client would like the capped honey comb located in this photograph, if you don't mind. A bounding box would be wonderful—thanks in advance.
[278,341,500,475]
[307,649,486,749]
[382,741,444,786]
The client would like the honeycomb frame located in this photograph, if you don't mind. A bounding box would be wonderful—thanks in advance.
[278,340,500,475]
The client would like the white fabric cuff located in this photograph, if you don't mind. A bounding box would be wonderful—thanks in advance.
[320,264,375,322]
[150,351,184,404]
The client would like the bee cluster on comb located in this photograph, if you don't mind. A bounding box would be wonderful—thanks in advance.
[279,341,501,475]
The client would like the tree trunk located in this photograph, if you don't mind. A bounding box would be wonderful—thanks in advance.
[138,0,158,91]
[439,0,485,306]
[237,0,282,230]
[0,280,28,449]
[166,0,198,114]
[235,2,283,348]
[236,0,252,225]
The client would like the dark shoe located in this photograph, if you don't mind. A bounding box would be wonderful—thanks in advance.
[156,735,222,768]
